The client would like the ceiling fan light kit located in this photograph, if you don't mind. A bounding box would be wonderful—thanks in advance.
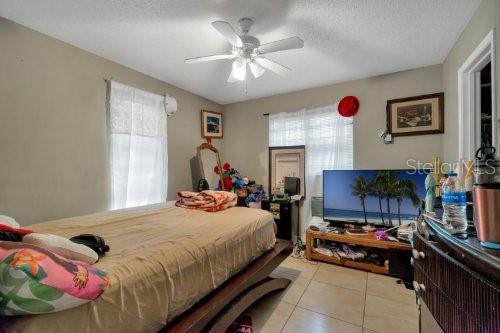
[185,17,304,83]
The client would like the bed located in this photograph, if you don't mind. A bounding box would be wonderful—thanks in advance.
[0,203,292,333]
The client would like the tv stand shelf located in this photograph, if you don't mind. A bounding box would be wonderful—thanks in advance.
[305,228,411,275]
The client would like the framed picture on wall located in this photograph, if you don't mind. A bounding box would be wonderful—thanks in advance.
[269,146,306,198]
[201,110,223,138]
[386,92,444,136]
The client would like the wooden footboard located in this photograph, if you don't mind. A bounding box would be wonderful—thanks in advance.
[162,239,293,333]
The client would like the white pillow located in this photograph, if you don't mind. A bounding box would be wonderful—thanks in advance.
[0,215,20,228]
[23,233,99,264]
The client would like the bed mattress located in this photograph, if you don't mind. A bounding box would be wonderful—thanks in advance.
[0,204,276,333]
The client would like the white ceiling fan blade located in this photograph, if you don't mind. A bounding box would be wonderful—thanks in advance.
[185,54,235,64]
[227,68,239,83]
[255,57,290,76]
[258,36,304,54]
[248,60,265,78]
[211,21,243,47]
[227,58,247,82]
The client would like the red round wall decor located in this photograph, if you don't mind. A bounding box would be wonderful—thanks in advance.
[337,96,359,117]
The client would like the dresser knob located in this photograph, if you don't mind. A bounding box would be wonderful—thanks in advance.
[412,249,425,259]
[413,281,426,293]
[410,257,414,266]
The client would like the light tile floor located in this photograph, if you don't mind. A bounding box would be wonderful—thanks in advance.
[243,255,419,333]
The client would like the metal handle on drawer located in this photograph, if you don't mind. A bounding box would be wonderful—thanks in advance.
[412,249,425,259]
[413,281,426,293]
[410,257,414,266]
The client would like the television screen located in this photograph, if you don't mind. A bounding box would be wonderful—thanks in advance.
[323,169,428,225]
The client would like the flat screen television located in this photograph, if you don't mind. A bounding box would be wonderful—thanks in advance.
[323,169,428,225]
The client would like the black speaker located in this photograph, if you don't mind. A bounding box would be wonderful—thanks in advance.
[284,177,300,195]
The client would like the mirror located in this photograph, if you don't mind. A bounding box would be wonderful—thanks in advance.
[197,143,224,190]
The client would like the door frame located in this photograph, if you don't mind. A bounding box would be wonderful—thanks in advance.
[458,28,496,159]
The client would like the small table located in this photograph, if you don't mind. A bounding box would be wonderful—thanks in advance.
[261,199,300,243]
[305,228,411,276]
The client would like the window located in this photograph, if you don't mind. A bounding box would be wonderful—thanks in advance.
[108,81,168,209]
[269,104,353,232]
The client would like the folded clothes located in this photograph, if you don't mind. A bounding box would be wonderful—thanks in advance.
[0,231,23,242]
[175,190,237,212]
[70,234,109,257]
[0,224,33,235]
[0,242,108,316]
[23,233,99,264]
[0,215,20,228]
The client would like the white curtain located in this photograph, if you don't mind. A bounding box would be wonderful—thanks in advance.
[108,81,168,209]
[269,104,353,235]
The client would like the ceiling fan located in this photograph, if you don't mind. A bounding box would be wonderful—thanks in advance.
[185,18,304,82]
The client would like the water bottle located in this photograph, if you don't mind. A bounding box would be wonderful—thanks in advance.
[441,172,467,233]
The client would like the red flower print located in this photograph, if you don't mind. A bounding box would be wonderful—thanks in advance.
[223,162,231,171]
[214,165,220,174]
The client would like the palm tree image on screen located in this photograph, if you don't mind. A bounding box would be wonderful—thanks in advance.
[351,171,420,226]
[351,176,370,223]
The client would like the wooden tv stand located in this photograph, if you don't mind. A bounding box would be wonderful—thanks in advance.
[305,228,411,275]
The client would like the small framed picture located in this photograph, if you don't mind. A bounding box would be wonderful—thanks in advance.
[386,93,444,137]
[201,110,223,139]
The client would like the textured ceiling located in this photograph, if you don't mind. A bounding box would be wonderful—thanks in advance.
[0,0,480,104]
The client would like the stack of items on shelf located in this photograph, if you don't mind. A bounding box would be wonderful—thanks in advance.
[213,161,267,207]
[397,223,416,242]
[313,241,385,266]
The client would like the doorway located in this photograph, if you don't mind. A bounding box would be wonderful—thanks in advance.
[458,29,497,159]
[479,62,493,147]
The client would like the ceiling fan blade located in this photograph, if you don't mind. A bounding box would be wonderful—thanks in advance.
[227,68,239,83]
[258,36,304,54]
[211,21,243,47]
[248,60,265,78]
[227,58,247,82]
[255,57,290,76]
[185,54,235,64]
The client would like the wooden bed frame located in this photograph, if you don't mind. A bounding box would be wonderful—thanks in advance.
[162,239,293,333]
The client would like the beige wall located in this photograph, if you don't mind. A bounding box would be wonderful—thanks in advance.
[4,0,494,226]
[221,65,444,190]
[0,17,221,225]
[442,0,500,162]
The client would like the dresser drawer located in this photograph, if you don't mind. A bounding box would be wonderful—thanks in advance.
[414,263,476,332]
[413,232,500,332]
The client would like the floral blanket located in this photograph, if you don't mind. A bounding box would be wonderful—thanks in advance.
[175,190,237,212]
[0,241,108,315]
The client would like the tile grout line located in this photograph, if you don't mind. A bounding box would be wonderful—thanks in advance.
[308,275,368,294]
[279,304,296,333]
[279,264,318,332]
[362,273,369,329]
[294,303,363,328]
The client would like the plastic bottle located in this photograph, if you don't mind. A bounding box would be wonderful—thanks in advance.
[441,172,467,233]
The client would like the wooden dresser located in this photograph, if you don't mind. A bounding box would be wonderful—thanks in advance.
[413,216,500,332]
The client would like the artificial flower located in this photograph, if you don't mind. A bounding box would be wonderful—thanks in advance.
[223,162,231,171]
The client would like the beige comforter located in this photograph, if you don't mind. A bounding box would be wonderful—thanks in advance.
[0,204,276,333]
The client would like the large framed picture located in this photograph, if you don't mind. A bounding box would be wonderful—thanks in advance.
[269,146,305,198]
[201,110,223,138]
[386,92,444,137]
